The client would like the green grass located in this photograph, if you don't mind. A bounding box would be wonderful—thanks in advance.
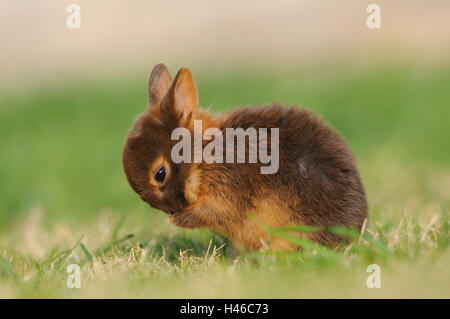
[0,62,449,298]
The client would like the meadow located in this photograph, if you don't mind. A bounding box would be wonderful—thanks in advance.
[0,62,448,298]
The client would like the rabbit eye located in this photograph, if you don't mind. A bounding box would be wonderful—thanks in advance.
[155,166,166,183]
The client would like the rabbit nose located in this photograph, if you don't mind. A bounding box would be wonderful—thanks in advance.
[166,203,181,215]
[162,209,174,216]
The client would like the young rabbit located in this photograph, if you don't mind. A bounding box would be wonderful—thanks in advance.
[122,63,368,251]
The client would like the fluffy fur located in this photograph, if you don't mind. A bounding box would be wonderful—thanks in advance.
[122,64,368,251]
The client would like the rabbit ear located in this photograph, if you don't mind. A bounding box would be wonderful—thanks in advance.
[148,63,172,107]
[170,68,198,119]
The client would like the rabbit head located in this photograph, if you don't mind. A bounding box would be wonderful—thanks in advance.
[122,64,199,216]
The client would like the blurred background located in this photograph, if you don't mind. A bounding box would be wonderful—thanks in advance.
[1,0,449,222]
[0,1,449,297]
[1,0,450,87]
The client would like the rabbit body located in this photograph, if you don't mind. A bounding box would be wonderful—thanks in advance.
[122,64,368,251]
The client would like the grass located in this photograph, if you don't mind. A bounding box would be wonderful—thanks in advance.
[0,62,449,298]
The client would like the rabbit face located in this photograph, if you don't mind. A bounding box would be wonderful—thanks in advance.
[122,114,189,216]
[122,64,198,216]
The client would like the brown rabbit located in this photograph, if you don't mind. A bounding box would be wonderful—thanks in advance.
[122,63,368,251]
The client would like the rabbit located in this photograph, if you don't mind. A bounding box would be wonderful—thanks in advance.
[122,63,368,251]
